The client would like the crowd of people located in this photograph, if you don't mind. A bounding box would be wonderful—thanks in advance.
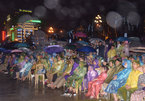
[0,39,145,101]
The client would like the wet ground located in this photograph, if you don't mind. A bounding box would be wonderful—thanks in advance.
[0,73,108,101]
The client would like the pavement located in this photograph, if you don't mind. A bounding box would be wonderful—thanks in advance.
[0,73,108,101]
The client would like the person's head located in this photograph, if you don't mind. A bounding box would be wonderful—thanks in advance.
[57,55,61,61]
[12,54,15,58]
[112,40,114,44]
[109,39,112,43]
[30,55,33,59]
[115,59,122,66]
[102,61,107,66]
[132,60,140,70]
[79,56,84,61]
[20,55,23,59]
[25,57,29,62]
[101,66,109,73]
[6,55,8,58]
[111,45,115,50]
[109,60,114,67]
[99,41,102,45]
[117,41,120,44]
[96,42,99,45]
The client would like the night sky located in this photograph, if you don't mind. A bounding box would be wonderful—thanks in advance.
[0,0,145,30]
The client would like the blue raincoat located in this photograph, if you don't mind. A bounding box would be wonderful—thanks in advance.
[105,59,132,93]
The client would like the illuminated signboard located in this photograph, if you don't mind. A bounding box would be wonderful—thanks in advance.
[26,20,41,23]
[19,9,32,13]
[12,32,15,41]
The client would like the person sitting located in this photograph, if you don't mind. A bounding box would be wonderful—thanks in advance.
[105,59,132,101]
[130,64,145,101]
[119,60,143,101]
[64,57,86,96]
[85,66,108,99]
[107,45,117,62]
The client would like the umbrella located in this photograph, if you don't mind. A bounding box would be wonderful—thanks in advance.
[19,47,33,54]
[89,38,103,43]
[74,32,87,38]
[3,50,12,53]
[77,46,96,53]
[65,44,76,50]
[56,41,67,47]
[14,43,30,48]
[11,49,23,53]
[0,48,6,52]
[44,45,64,54]
[77,41,89,46]
[73,43,83,48]
[116,37,130,42]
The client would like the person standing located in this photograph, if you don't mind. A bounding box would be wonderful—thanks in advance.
[99,41,105,58]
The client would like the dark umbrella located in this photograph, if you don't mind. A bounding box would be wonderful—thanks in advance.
[3,50,12,53]
[73,43,83,48]
[3,41,19,49]
[19,47,33,55]
[65,44,76,50]
[0,48,5,52]
[14,43,30,48]
[77,46,96,53]
[44,45,64,54]
[77,41,89,46]
[74,32,87,38]
[116,37,130,42]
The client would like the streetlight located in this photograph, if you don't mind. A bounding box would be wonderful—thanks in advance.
[94,15,102,28]
[48,27,54,33]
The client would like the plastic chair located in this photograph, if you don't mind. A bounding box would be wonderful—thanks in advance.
[35,64,46,87]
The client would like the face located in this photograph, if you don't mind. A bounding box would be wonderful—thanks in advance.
[99,42,102,45]
[115,60,120,66]
[103,61,107,66]
[111,46,114,49]
[79,58,83,61]
[25,59,28,62]
[12,54,15,58]
[117,41,120,44]
[109,61,113,67]
[132,62,139,70]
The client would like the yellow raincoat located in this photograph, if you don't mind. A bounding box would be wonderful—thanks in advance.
[119,70,143,101]
[107,49,117,59]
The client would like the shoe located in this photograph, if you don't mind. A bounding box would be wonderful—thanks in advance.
[4,72,8,74]
[73,93,77,96]
[61,93,67,96]
[68,93,72,97]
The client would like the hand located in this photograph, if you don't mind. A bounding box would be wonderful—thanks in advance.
[140,83,145,87]
[113,75,117,80]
